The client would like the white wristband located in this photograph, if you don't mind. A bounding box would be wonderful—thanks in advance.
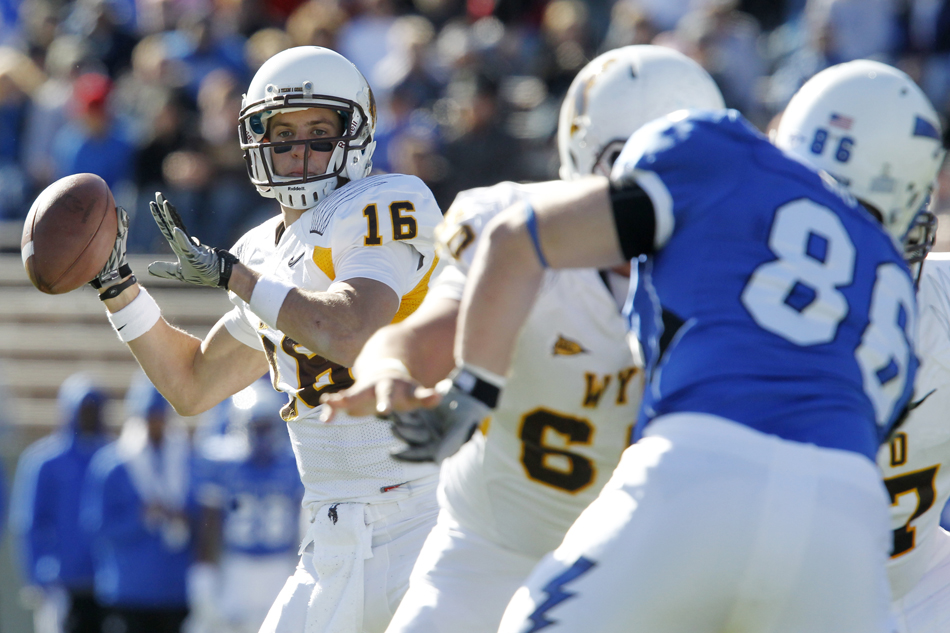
[249,275,294,329]
[106,287,161,342]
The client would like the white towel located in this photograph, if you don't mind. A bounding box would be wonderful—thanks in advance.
[115,415,191,550]
[302,502,374,633]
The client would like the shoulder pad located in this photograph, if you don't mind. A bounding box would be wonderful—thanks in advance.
[436,181,531,269]
[297,174,442,252]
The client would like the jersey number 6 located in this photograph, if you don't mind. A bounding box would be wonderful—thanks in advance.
[519,409,596,493]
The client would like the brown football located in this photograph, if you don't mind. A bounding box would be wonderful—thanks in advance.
[21,173,117,294]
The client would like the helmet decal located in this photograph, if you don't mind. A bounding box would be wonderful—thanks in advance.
[775,60,945,248]
[914,116,941,141]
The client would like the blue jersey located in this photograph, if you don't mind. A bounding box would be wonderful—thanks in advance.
[194,450,303,557]
[615,110,918,460]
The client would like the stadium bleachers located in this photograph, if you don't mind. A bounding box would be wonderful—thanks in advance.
[0,253,233,439]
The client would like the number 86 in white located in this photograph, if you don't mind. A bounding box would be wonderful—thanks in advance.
[741,199,917,427]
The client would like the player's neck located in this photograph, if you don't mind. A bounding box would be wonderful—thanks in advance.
[280,205,304,228]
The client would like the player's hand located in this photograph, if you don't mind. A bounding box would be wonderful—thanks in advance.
[320,374,441,422]
[386,378,489,463]
[148,192,238,289]
[90,205,130,288]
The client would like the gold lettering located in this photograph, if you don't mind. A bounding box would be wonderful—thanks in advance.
[583,373,611,408]
[890,432,908,467]
[616,367,639,405]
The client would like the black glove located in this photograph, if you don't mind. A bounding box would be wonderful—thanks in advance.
[388,368,500,463]
[90,205,131,289]
[148,192,237,289]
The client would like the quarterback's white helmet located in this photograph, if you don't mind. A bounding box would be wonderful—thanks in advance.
[775,60,945,244]
[239,46,377,210]
[558,45,725,180]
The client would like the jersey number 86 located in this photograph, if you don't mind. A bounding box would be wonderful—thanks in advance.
[740,199,917,428]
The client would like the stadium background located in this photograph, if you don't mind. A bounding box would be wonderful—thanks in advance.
[0,0,949,630]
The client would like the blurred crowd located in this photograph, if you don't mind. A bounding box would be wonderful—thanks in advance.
[0,0,949,251]
[7,372,303,633]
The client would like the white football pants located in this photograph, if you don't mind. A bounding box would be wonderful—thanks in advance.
[385,509,539,633]
[498,413,894,633]
[259,474,439,633]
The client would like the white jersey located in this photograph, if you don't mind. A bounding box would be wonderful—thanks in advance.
[879,252,950,603]
[432,181,643,557]
[223,174,442,507]
[892,528,950,633]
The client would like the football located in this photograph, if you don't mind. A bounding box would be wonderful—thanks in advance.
[21,173,117,294]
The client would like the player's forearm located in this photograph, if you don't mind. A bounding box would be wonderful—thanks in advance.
[276,282,397,367]
[123,320,214,414]
[528,176,628,269]
[101,281,253,415]
[99,281,205,407]
[228,262,352,361]
[457,209,544,377]
[354,297,459,388]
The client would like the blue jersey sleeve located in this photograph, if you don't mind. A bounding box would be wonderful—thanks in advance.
[611,110,762,250]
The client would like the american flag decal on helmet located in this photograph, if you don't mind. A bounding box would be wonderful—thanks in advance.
[829,113,853,130]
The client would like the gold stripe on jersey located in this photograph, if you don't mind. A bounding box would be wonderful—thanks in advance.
[312,246,335,280]
[392,255,440,323]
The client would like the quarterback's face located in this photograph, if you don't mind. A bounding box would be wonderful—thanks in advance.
[267,107,343,178]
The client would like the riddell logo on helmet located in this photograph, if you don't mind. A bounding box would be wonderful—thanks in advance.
[288,186,305,191]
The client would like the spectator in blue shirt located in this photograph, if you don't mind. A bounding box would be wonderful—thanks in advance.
[81,374,193,633]
[8,373,110,633]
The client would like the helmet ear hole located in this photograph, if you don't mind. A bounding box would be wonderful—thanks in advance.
[250,114,265,135]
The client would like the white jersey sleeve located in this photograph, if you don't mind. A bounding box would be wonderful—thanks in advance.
[434,181,551,272]
[301,173,444,322]
[429,181,547,301]
[879,252,950,601]
[426,263,466,303]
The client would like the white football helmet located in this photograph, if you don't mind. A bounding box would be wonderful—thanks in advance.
[775,60,945,245]
[239,46,377,210]
[558,45,725,180]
